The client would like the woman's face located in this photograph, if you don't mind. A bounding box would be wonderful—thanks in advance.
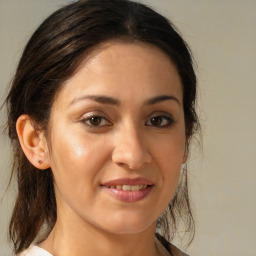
[46,41,186,235]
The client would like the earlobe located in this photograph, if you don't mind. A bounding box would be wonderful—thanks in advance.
[16,115,50,170]
[182,154,188,165]
[182,144,189,164]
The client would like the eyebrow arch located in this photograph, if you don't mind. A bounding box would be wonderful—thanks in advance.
[145,95,181,106]
[70,95,121,106]
[69,94,180,107]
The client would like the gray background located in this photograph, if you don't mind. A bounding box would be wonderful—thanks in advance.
[1,0,255,255]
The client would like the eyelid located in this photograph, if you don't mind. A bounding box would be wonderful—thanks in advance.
[80,110,108,120]
[80,112,112,127]
[145,112,175,128]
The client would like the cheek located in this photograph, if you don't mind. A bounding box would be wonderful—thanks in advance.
[152,130,186,195]
[153,131,186,169]
[48,128,112,193]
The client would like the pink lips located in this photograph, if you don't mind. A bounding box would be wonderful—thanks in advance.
[101,177,154,203]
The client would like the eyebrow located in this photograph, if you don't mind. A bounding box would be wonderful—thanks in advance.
[69,94,180,106]
[70,95,120,106]
[145,95,180,106]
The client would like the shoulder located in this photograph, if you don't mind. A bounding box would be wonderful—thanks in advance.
[169,244,190,256]
[17,245,53,256]
[155,233,190,256]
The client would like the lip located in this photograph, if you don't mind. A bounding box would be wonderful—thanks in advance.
[101,177,154,203]
[102,177,154,186]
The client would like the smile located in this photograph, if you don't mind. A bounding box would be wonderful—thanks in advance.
[104,184,148,191]
[101,178,154,202]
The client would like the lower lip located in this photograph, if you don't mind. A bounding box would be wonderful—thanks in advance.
[102,186,153,203]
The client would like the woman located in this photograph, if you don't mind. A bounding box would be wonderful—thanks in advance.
[4,0,199,255]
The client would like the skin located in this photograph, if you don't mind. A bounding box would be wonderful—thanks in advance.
[17,41,187,256]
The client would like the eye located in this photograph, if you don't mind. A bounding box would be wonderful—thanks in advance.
[145,115,174,128]
[81,115,112,127]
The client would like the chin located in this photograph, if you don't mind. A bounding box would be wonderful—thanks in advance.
[98,216,157,235]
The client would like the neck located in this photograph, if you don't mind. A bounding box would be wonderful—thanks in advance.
[40,213,161,256]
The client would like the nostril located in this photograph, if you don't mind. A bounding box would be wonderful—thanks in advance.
[112,139,152,169]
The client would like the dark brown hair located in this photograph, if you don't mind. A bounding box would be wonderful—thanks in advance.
[4,0,199,253]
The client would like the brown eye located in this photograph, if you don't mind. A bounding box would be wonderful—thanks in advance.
[145,115,174,128]
[88,116,102,126]
[82,115,112,127]
[150,117,162,126]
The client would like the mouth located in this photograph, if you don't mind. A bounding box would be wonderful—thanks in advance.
[101,178,154,202]
[104,184,150,191]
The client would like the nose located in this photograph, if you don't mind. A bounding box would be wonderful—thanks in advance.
[112,124,152,170]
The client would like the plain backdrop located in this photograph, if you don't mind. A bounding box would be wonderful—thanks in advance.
[0,1,255,255]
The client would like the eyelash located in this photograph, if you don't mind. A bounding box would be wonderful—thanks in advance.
[145,115,174,128]
[80,115,112,128]
[80,114,174,129]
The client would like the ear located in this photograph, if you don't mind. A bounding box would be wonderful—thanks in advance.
[16,115,50,170]
[182,142,189,164]
[182,153,188,164]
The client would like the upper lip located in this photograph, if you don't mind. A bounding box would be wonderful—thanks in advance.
[102,177,154,186]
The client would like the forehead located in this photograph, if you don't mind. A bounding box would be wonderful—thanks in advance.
[75,41,179,81]
[54,41,183,108]
[83,41,172,69]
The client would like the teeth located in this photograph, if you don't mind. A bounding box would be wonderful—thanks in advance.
[122,185,131,191]
[107,184,148,191]
[132,185,140,191]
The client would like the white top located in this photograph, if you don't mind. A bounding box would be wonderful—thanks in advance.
[19,238,173,256]
[19,246,53,256]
